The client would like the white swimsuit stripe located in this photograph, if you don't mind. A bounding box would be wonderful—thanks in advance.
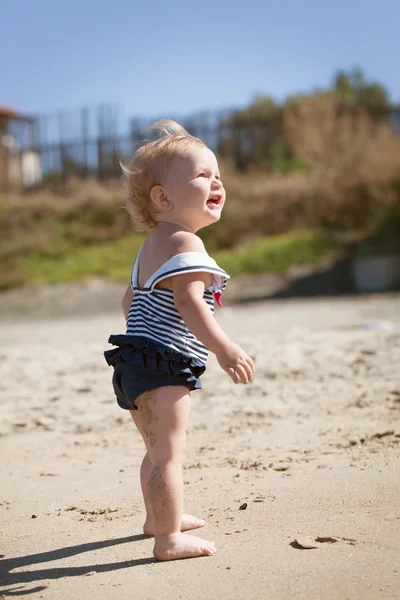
[126,249,230,364]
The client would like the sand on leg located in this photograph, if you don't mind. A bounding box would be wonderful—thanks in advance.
[134,386,215,560]
[130,403,206,536]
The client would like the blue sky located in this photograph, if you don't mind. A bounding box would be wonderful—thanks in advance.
[2,0,399,121]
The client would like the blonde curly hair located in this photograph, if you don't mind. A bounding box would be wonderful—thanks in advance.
[122,120,206,231]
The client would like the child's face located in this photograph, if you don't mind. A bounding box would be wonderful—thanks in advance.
[160,145,225,231]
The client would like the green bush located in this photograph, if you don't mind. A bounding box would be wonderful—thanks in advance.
[12,230,337,288]
[215,231,337,276]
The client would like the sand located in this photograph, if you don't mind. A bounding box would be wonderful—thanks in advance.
[1,286,399,600]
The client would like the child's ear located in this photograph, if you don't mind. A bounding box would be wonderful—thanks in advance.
[150,185,172,211]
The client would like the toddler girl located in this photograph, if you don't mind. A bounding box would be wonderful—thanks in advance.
[105,120,254,561]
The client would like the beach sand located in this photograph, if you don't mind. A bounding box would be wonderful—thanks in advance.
[1,286,399,599]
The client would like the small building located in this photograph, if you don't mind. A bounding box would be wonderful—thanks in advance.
[0,106,42,190]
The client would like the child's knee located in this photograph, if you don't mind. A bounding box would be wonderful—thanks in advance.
[150,441,186,467]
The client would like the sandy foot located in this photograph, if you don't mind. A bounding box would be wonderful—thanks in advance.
[154,533,216,561]
[144,514,206,537]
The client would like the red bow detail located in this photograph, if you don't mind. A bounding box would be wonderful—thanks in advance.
[214,291,223,307]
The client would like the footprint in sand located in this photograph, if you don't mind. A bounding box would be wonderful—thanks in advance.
[290,536,357,549]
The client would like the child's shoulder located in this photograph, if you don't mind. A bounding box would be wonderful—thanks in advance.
[169,231,207,256]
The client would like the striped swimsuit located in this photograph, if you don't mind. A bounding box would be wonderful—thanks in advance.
[127,248,229,364]
[105,248,230,409]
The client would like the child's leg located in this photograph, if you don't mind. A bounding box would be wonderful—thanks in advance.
[129,411,156,526]
[130,407,205,536]
[136,385,216,560]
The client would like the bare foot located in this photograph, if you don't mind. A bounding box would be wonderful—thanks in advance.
[154,533,216,561]
[143,514,205,537]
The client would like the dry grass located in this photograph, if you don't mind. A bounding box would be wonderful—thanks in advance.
[1,96,400,288]
[282,93,400,229]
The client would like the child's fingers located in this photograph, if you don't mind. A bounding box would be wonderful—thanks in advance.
[238,359,254,383]
[243,358,254,376]
[245,356,255,370]
[234,363,250,384]
[223,357,254,385]
[226,366,240,383]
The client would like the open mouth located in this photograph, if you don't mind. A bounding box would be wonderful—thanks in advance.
[206,194,223,207]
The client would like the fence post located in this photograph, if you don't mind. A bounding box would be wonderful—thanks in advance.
[97,137,104,181]
[130,118,142,155]
[82,107,89,177]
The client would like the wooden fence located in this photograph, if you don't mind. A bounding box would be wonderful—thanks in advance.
[1,104,400,190]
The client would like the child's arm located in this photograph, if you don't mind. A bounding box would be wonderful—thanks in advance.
[122,285,134,321]
[172,273,254,384]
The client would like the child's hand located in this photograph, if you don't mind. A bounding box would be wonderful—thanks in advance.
[216,342,254,384]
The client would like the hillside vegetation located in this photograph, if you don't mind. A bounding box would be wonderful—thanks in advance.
[1,69,399,289]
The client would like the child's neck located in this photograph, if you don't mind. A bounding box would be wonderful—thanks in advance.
[156,220,197,234]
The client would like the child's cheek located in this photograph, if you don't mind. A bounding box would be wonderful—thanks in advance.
[192,181,206,195]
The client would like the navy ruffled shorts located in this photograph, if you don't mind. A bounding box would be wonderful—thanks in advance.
[104,334,205,411]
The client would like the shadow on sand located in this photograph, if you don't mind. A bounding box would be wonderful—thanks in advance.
[0,534,154,597]
[233,255,360,304]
